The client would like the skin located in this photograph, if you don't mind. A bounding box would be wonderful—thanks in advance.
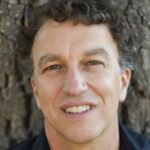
[31,20,131,150]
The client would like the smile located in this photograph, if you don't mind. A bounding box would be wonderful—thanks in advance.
[65,105,92,114]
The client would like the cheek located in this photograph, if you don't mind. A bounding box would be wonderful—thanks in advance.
[86,72,121,107]
[92,73,121,120]
[36,76,63,104]
[35,77,63,119]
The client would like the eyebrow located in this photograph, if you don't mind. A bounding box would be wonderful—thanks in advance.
[38,54,61,69]
[83,48,110,59]
[83,48,111,64]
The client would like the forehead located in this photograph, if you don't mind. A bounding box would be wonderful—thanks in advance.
[32,20,118,62]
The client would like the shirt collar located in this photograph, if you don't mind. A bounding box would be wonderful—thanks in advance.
[119,123,139,150]
[32,128,50,150]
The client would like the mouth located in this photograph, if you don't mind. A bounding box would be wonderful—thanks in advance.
[63,104,95,114]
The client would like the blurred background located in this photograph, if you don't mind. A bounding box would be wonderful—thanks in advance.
[0,0,150,149]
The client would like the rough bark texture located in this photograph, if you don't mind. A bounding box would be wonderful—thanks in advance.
[0,0,150,149]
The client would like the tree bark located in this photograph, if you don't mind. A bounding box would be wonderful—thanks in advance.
[0,0,149,149]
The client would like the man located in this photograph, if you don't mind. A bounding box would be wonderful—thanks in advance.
[7,0,150,150]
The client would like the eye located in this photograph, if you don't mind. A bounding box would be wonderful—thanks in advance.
[43,64,63,73]
[86,60,104,66]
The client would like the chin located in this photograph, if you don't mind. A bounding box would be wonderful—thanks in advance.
[65,126,104,144]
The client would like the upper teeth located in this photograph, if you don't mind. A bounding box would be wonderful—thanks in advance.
[65,105,91,113]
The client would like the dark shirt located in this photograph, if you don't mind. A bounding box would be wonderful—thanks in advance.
[7,123,150,150]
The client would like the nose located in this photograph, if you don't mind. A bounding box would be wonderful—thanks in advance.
[63,69,88,96]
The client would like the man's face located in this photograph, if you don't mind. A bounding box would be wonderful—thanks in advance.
[31,21,131,144]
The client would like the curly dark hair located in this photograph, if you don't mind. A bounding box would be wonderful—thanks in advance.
[23,0,136,70]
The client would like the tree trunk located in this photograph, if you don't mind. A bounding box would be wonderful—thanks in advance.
[0,0,150,149]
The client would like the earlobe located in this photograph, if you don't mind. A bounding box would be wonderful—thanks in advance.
[119,68,131,102]
[31,77,41,109]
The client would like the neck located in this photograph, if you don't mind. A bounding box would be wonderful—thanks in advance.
[45,119,120,150]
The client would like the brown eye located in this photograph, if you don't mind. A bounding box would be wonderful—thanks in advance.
[86,60,104,66]
[43,64,63,72]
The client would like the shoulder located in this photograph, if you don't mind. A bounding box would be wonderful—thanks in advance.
[120,123,150,150]
[126,126,150,149]
[6,128,50,150]
[6,136,37,150]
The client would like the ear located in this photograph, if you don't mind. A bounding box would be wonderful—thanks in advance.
[119,68,131,102]
[31,77,41,109]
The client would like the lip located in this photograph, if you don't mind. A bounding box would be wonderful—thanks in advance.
[60,101,97,112]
